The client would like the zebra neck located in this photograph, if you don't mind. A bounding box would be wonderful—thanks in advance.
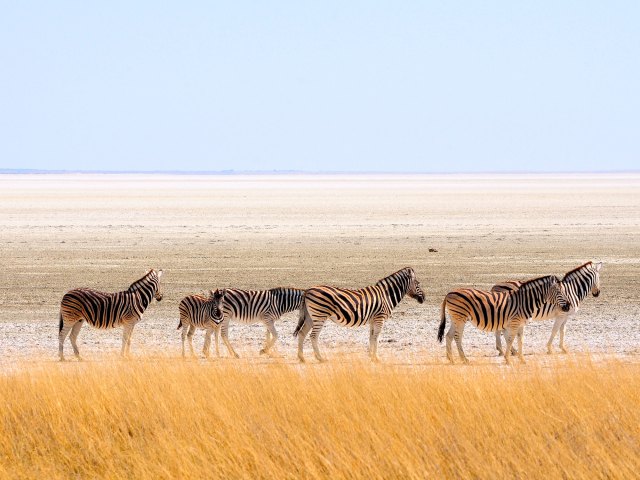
[130,283,154,310]
[513,284,546,319]
[378,276,409,310]
[563,274,591,304]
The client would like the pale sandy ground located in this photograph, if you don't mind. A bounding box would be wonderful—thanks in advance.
[0,173,638,371]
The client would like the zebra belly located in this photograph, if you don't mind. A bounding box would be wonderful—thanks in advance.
[332,314,371,328]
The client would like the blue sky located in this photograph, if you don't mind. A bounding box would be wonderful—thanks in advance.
[1,1,638,172]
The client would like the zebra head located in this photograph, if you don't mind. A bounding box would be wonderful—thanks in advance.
[154,269,164,301]
[547,282,572,313]
[408,269,425,304]
[591,262,603,297]
[208,288,226,322]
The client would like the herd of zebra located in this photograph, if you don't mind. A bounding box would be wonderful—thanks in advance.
[58,261,602,364]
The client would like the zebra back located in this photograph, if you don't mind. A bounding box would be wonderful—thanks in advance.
[268,288,305,317]
[490,280,522,293]
[222,288,301,322]
[510,275,562,320]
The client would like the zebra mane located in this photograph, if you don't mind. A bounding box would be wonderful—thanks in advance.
[562,262,593,281]
[376,267,413,286]
[128,270,156,292]
[516,275,559,290]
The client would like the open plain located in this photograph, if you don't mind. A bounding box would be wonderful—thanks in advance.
[0,173,639,366]
[1,173,640,479]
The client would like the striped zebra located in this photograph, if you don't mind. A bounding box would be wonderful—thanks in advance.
[213,287,306,358]
[293,267,425,363]
[493,261,603,355]
[177,289,226,358]
[58,269,164,361]
[438,275,570,365]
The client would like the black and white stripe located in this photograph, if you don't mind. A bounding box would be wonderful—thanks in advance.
[177,289,226,358]
[215,287,306,358]
[492,262,603,355]
[293,267,425,363]
[58,269,164,360]
[437,275,570,364]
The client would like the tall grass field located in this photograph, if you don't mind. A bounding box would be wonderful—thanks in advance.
[1,358,638,479]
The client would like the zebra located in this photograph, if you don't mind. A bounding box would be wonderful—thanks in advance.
[293,267,425,363]
[212,287,306,358]
[58,269,164,361]
[437,275,571,365]
[177,289,226,358]
[492,261,603,355]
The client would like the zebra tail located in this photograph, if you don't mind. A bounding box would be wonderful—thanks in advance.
[437,298,447,343]
[177,319,183,330]
[293,300,307,338]
[59,312,63,333]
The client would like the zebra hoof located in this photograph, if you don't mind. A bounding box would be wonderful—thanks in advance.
[497,351,504,357]
[561,348,568,354]
[259,349,267,355]
[59,357,66,362]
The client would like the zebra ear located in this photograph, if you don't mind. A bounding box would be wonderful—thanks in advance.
[595,262,603,271]
[208,290,215,297]
[214,288,226,300]
[157,269,164,278]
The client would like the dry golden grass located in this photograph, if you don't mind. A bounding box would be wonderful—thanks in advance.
[1,357,638,479]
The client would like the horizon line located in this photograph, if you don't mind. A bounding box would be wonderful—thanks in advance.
[1,168,639,175]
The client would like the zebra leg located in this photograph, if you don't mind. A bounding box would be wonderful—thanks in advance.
[125,322,138,357]
[121,323,134,358]
[203,328,213,358]
[260,328,271,355]
[260,319,278,355]
[220,319,240,358]
[309,319,327,362]
[445,322,456,363]
[181,322,189,358]
[369,318,384,362]
[187,325,197,358]
[452,321,469,364]
[559,317,570,353]
[516,325,526,364]
[214,325,220,358]
[547,317,563,354]
[495,330,505,356]
[58,320,74,362]
[296,314,313,363]
[503,328,517,366]
[69,321,84,360]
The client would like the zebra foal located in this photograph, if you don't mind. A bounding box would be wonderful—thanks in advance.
[438,275,570,365]
[58,269,164,361]
[177,289,226,358]
[294,267,425,363]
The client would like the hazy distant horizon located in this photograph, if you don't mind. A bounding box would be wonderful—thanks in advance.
[1,168,638,176]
